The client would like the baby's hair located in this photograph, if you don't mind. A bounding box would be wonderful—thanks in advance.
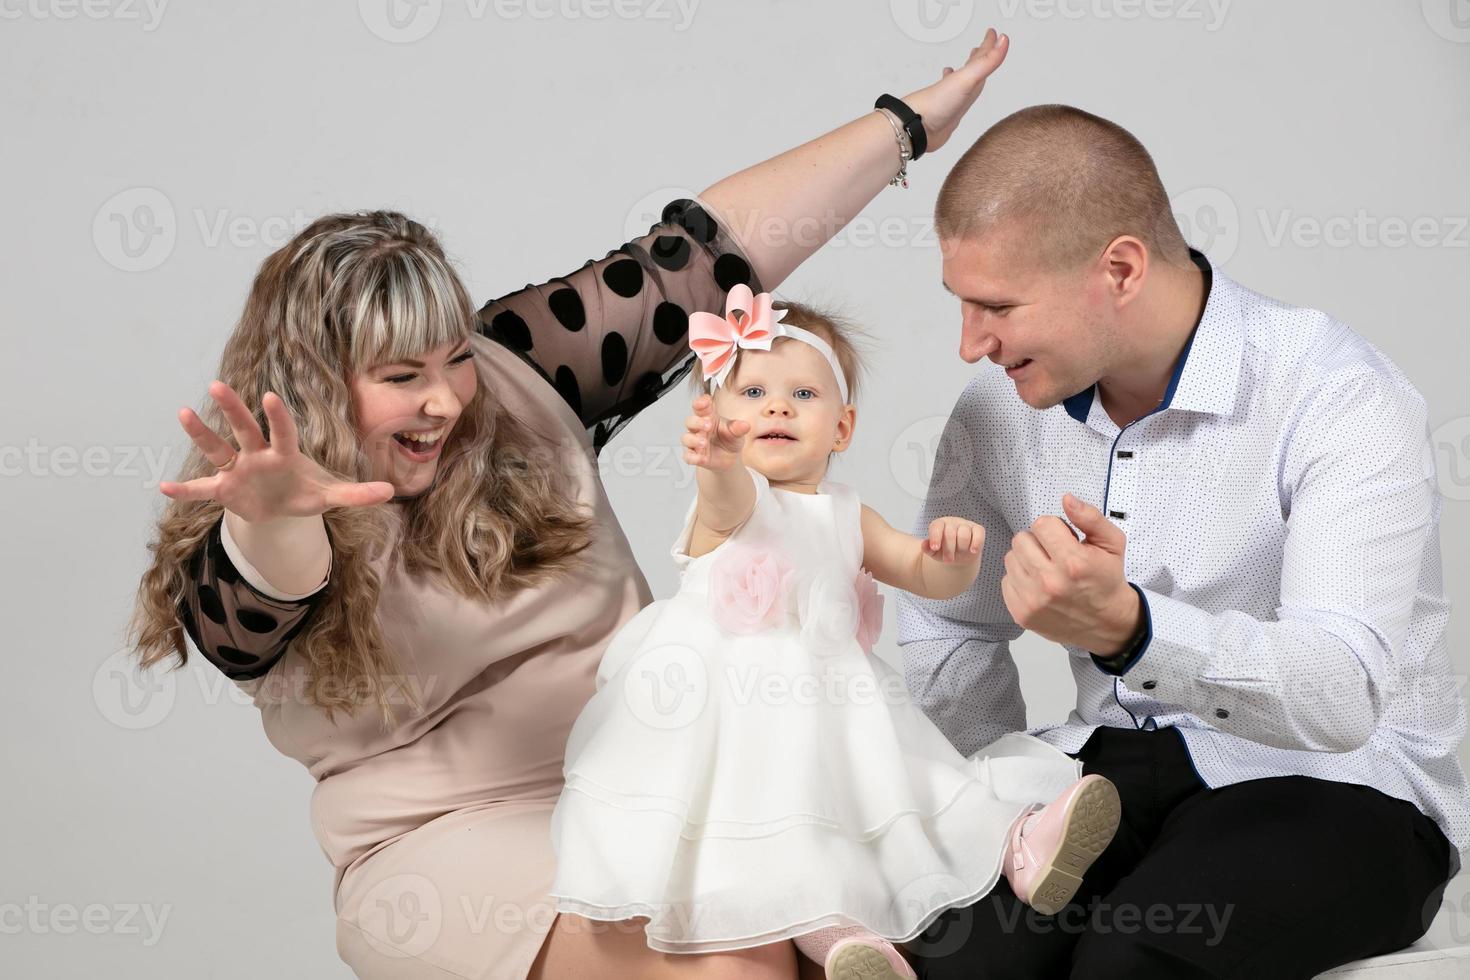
[687,297,871,405]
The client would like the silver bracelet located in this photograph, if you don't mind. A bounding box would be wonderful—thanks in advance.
[875,107,913,189]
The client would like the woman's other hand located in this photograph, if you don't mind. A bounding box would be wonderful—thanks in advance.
[160,381,395,521]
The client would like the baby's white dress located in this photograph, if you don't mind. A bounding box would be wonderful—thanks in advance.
[549,467,1083,953]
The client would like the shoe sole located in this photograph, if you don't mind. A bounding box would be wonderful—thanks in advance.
[827,942,911,980]
[1026,776,1121,916]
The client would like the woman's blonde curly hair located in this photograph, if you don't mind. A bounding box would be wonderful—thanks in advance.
[127,211,595,729]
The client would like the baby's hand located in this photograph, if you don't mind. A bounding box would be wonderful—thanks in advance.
[682,393,750,472]
[923,516,985,563]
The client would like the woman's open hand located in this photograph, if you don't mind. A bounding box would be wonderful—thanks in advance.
[904,28,1011,155]
[159,380,395,522]
[681,393,749,472]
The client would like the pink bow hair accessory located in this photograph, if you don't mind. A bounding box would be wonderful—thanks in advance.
[688,283,787,392]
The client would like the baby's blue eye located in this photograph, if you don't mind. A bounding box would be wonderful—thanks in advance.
[795,389,816,400]
[741,386,764,398]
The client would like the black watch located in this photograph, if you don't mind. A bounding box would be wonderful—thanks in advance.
[874,94,927,161]
[1098,595,1149,670]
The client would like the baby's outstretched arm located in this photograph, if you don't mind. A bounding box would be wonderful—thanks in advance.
[681,393,757,559]
[859,505,984,600]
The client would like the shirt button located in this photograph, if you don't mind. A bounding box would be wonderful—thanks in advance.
[1142,680,1157,690]
[1215,708,1229,719]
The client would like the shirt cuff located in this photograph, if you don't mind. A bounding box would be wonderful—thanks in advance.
[1089,582,1153,676]
[218,515,330,601]
[1105,587,1220,717]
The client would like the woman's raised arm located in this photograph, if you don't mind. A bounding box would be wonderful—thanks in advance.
[478,31,1009,454]
[700,30,1009,290]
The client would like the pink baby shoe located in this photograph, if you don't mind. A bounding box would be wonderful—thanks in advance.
[825,933,917,980]
[1002,773,1121,915]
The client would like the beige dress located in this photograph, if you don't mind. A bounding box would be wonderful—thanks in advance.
[177,199,763,979]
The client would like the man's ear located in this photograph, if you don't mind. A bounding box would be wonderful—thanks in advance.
[832,403,857,453]
[1100,235,1149,309]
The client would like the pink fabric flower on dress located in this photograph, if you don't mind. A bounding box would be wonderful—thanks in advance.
[708,543,795,634]
[854,568,884,654]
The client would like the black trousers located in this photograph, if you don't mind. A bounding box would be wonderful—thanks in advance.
[907,725,1459,979]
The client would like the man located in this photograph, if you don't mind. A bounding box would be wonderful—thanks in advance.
[897,104,1468,978]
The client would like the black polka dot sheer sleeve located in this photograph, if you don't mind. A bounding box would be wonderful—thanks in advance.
[475,198,762,454]
[177,518,323,681]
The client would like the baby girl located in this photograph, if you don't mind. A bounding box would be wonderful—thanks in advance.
[549,284,1121,979]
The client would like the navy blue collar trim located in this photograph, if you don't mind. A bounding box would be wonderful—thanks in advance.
[1061,248,1213,425]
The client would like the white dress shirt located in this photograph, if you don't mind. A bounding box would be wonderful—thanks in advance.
[896,250,1470,875]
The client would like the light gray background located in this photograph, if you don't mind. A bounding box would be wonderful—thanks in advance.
[2,2,1467,976]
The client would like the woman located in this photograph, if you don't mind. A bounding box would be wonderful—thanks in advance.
[128,31,1010,980]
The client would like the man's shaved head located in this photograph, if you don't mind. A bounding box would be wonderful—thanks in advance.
[936,104,1190,271]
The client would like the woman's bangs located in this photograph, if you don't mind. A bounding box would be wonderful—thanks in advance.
[347,249,474,372]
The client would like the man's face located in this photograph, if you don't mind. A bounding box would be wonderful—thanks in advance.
[940,228,1119,410]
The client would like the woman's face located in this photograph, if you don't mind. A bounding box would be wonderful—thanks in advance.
[350,337,478,498]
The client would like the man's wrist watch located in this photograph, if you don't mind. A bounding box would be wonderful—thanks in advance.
[1096,587,1148,669]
